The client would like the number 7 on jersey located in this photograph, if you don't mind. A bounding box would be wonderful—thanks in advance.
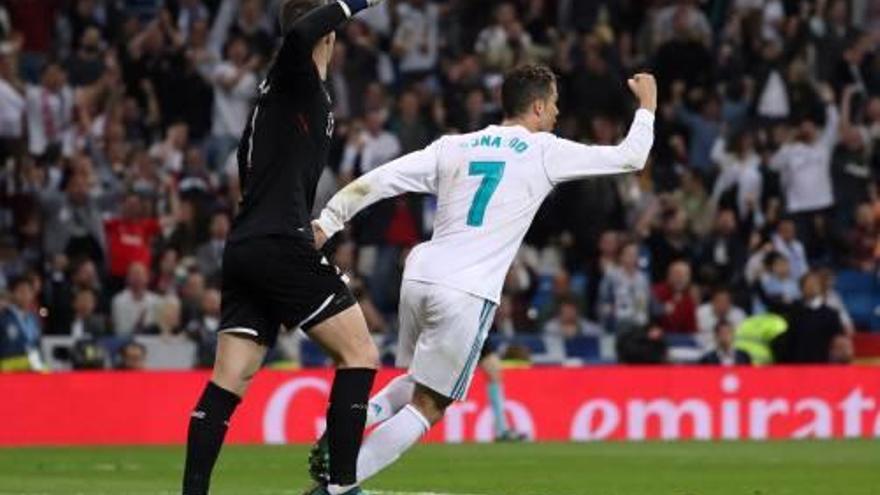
[467,161,505,227]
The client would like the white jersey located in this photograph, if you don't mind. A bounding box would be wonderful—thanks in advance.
[317,109,655,303]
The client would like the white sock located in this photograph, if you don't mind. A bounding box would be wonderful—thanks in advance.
[357,404,431,484]
[365,373,416,427]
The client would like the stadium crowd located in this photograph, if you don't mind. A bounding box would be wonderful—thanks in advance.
[1,0,879,371]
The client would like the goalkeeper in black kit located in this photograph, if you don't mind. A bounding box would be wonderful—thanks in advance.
[181,1,384,494]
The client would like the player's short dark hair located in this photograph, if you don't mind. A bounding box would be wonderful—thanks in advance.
[501,64,556,118]
[279,0,324,35]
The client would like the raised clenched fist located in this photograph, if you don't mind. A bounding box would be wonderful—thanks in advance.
[628,73,657,114]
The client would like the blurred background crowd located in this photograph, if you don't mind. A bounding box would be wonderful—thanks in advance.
[2,0,880,371]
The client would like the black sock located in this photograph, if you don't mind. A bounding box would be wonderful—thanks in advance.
[326,368,376,485]
[182,381,241,495]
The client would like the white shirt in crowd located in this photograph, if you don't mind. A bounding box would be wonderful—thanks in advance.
[358,0,393,37]
[770,105,838,213]
[318,109,655,303]
[393,2,439,74]
[757,71,790,119]
[340,130,402,176]
[211,62,257,138]
[0,78,24,138]
[695,302,747,351]
[25,84,74,156]
[710,137,762,219]
[111,289,160,336]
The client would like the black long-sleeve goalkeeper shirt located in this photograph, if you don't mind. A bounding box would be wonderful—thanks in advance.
[228,3,349,243]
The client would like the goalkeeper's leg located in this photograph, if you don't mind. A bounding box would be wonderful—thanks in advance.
[182,334,267,495]
[309,373,416,483]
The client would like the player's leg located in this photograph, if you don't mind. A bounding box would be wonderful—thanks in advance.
[479,351,509,436]
[479,351,526,441]
[255,234,377,494]
[360,282,423,427]
[353,384,448,484]
[308,286,421,485]
[183,238,273,495]
[366,373,416,426]
[307,304,379,494]
[182,333,268,495]
[344,283,495,490]
[307,373,415,485]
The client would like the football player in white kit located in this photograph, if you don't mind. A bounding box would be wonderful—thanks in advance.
[308,65,656,493]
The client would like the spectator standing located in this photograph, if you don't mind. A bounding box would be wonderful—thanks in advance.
[224,0,274,62]
[475,3,548,73]
[564,36,628,130]
[709,131,762,222]
[770,85,839,252]
[392,0,440,84]
[782,271,845,363]
[671,82,723,172]
[652,8,713,91]
[38,171,106,263]
[0,46,25,162]
[597,242,651,333]
[831,126,872,228]
[208,36,257,170]
[104,192,161,289]
[111,262,159,335]
[0,277,44,371]
[25,62,73,157]
[340,109,401,180]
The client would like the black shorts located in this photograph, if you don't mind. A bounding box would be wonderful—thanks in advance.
[219,235,356,347]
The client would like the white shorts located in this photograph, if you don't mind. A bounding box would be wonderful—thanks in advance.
[396,280,496,401]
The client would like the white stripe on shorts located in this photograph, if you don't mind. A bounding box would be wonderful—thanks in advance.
[296,294,335,329]
[218,327,259,337]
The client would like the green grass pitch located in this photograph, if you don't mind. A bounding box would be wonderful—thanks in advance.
[0,441,877,495]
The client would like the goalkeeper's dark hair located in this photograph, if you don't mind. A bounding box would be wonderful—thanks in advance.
[501,64,557,118]
[279,0,325,35]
